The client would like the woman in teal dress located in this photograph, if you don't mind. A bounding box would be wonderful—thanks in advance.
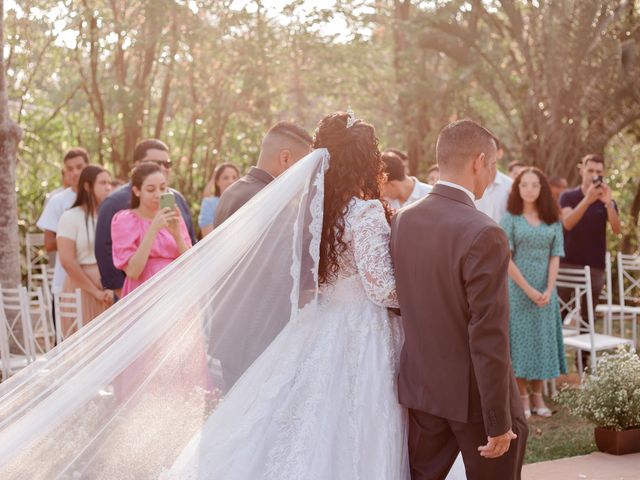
[500,167,567,419]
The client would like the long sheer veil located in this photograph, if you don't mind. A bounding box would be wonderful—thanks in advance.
[0,148,330,479]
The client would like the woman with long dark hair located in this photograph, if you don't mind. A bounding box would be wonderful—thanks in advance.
[500,167,566,418]
[111,163,192,297]
[199,163,239,237]
[57,165,114,329]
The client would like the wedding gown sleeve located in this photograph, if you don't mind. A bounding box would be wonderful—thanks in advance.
[351,200,399,308]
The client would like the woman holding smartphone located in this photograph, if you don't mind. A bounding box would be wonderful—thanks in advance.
[111,163,191,297]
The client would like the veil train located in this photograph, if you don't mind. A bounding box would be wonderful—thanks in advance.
[0,149,330,479]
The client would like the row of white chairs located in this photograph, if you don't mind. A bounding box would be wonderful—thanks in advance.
[0,280,83,381]
[596,252,640,344]
[544,257,638,397]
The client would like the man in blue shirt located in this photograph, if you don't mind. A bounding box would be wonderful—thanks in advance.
[560,153,621,326]
[95,139,196,298]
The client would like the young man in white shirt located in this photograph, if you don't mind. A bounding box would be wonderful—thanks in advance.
[382,151,433,211]
[36,148,89,294]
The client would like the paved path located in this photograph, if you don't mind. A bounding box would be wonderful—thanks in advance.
[523,452,640,479]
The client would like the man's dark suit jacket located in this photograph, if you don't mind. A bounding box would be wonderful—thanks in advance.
[391,183,522,437]
[213,167,273,228]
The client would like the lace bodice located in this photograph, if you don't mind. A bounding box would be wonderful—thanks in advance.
[331,198,399,308]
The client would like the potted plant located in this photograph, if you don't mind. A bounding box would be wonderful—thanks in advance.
[555,347,640,455]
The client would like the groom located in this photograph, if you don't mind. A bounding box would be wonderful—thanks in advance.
[391,120,527,480]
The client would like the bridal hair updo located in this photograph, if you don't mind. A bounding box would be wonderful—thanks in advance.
[313,111,391,285]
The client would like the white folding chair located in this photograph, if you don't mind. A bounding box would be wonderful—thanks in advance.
[54,289,84,344]
[617,252,640,345]
[0,286,36,379]
[559,266,634,375]
[25,287,55,355]
[595,252,618,334]
[24,232,48,292]
[30,264,55,328]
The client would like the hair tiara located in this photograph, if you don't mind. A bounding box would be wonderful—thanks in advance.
[346,107,356,128]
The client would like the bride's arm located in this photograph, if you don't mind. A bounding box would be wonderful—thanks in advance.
[352,200,399,308]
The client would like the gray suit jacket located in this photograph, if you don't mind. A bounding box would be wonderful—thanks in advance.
[213,167,274,228]
[391,183,522,437]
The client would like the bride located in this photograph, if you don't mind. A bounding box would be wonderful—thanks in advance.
[0,111,464,479]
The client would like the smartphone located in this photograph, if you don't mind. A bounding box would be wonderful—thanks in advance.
[592,175,604,187]
[160,192,176,210]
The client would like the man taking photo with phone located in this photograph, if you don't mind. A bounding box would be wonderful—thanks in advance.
[559,153,621,329]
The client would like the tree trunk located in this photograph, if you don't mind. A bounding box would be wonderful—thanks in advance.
[0,0,24,289]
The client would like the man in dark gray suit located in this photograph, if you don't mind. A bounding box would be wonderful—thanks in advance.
[391,120,527,480]
[213,121,313,228]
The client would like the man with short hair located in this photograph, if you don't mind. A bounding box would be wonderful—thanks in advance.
[507,160,527,180]
[37,147,89,295]
[386,148,410,175]
[213,121,312,227]
[560,154,621,316]
[392,119,526,480]
[381,151,432,210]
[94,139,196,298]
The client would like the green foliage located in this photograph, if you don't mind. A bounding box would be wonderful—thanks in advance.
[5,1,640,249]
[555,347,640,431]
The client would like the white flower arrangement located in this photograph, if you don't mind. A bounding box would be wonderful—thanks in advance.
[555,347,640,431]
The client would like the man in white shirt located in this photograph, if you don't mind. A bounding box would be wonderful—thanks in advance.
[475,168,513,224]
[382,151,432,210]
[36,148,89,294]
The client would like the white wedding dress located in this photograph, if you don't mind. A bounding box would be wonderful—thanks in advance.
[0,149,465,479]
[164,198,466,480]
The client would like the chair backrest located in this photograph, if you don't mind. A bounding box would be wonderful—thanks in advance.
[30,264,54,315]
[617,252,640,309]
[557,266,595,339]
[25,232,48,292]
[0,304,11,381]
[0,286,37,374]
[25,287,55,354]
[54,289,84,344]
[600,251,613,305]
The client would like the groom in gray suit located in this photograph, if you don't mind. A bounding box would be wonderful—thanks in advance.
[391,120,527,480]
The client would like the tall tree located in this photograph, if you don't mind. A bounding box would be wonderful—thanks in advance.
[418,0,640,181]
[0,0,23,288]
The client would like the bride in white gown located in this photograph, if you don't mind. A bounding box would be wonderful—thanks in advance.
[0,111,464,480]
[164,112,465,479]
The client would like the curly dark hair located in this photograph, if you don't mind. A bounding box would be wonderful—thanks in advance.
[507,167,560,224]
[314,112,391,285]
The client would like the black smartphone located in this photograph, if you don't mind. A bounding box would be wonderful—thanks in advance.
[592,175,604,187]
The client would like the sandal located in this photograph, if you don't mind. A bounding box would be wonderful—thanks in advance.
[520,394,531,419]
[531,392,552,417]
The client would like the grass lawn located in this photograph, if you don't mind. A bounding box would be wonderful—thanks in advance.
[524,398,597,464]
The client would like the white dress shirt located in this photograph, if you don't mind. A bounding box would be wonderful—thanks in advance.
[436,180,476,203]
[388,177,433,210]
[37,187,77,294]
[474,171,513,223]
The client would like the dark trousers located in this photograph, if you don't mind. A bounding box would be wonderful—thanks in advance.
[407,409,528,480]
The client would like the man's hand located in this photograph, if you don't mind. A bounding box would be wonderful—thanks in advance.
[584,183,601,205]
[478,429,517,459]
[599,183,612,205]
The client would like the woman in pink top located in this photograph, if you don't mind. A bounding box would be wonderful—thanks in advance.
[111,163,191,297]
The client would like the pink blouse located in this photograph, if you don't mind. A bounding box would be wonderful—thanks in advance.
[111,209,192,297]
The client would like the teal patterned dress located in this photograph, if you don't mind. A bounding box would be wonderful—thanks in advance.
[500,213,567,380]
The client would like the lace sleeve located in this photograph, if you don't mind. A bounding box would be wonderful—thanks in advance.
[350,200,399,308]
